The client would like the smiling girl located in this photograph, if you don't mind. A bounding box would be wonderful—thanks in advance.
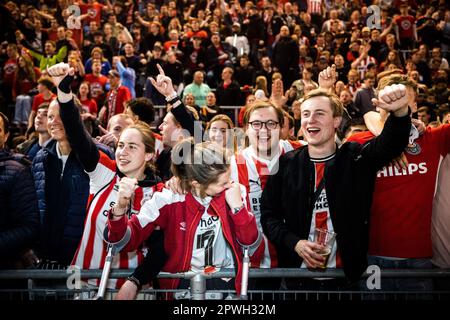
[47,63,163,289]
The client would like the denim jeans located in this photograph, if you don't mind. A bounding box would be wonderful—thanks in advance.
[363,255,434,292]
[14,95,32,124]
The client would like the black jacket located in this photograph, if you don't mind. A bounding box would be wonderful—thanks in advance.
[261,113,411,282]
[32,140,89,266]
[0,149,39,266]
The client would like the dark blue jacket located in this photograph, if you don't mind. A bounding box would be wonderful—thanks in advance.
[32,140,89,266]
[0,149,39,266]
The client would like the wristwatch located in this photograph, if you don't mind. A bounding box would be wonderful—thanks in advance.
[232,204,245,215]
[127,275,142,290]
[165,92,178,102]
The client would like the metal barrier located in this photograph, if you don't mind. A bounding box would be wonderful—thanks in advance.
[1,268,450,301]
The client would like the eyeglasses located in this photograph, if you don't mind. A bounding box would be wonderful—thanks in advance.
[248,120,279,130]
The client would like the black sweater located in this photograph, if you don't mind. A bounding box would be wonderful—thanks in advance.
[261,113,411,282]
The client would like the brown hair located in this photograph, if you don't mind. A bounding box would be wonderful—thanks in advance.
[377,73,418,92]
[91,46,104,58]
[243,100,285,127]
[283,110,295,129]
[302,89,344,117]
[37,76,54,90]
[123,121,156,169]
[206,114,234,130]
[171,138,229,198]
[206,114,237,153]
[125,121,155,153]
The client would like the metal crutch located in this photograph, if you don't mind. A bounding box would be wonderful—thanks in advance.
[240,246,250,300]
[93,227,131,300]
[225,246,250,300]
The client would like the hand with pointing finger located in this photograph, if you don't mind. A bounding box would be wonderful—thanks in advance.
[96,125,118,148]
[149,64,177,98]
[318,64,337,91]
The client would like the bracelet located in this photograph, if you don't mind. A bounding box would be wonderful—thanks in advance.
[165,92,178,102]
[110,206,127,218]
[232,204,245,215]
[127,275,142,290]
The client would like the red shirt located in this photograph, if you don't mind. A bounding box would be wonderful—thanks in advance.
[84,73,109,104]
[32,93,56,112]
[47,30,58,42]
[79,2,105,25]
[395,15,416,38]
[79,98,98,114]
[13,67,41,97]
[108,188,262,294]
[2,57,18,86]
[348,124,450,258]
[163,40,179,52]
[105,85,131,122]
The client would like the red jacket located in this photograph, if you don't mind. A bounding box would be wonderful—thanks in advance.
[108,188,263,293]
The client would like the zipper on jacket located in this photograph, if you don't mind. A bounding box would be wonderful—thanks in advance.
[171,205,203,290]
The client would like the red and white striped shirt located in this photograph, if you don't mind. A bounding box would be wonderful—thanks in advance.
[230,140,306,268]
[356,55,377,80]
[308,0,322,15]
[300,156,343,269]
[72,152,159,288]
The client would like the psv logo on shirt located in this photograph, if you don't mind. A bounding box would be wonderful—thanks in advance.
[406,143,422,155]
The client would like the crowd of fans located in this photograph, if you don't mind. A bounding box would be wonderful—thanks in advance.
[1,0,450,300]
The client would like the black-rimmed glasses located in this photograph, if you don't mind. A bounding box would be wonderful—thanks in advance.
[248,120,279,130]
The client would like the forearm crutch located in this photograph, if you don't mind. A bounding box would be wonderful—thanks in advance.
[94,227,131,300]
[240,246,250,300]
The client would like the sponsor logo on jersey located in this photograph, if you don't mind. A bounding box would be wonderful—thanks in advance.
[377,162,428,178]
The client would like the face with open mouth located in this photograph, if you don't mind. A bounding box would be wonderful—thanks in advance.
[301,96,341,151]
[246,107,281,159]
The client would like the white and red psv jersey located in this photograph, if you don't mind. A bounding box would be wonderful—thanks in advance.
[72,152,157,288]
[307,0,322,14]
[230,140,306,268]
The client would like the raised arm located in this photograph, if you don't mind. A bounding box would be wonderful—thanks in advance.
[351,44,371,69]
[150,64,202,141]
[118,23,133,43]
[318,64,337,93]
[36,9,54,21]
[358,84,411,170]
[47,63,100,172]
[114,57,132,79]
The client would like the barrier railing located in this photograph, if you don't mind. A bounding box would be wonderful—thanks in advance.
[1,268,450,301]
